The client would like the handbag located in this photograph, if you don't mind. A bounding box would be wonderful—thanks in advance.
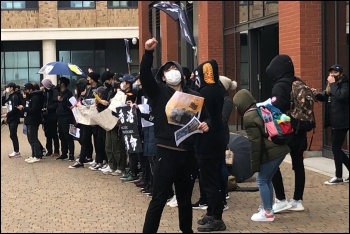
[225,148,234,165]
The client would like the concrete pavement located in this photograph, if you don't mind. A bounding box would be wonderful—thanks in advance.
[1,122,349,233]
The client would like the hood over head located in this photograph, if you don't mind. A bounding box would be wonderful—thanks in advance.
[232,89,257,115]
[266,54,295,82]
[193,59,219,90]
[155,61,185,86]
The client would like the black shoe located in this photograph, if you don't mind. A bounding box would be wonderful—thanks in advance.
[85,158,93,163]
[68,155,75,161]
[197,219,226,232]
[68,162,84,169]
[44,152,52,157]
[56,155,68,160]
[197,214,213,225]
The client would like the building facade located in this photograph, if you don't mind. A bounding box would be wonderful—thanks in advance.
[139,1,349,157]
[1,1,140,91]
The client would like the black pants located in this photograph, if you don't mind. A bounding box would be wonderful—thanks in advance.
[272,132,307,201]
[128,152,140,176]
[197,157,228,205]
[79,124,94,163]
[94,126,107,164]
[8,120,19,152]
[43,120,60,154]
[196,156,224,220]
[27,124,41,158]
[58,120,75,156]
[331,128,349,178]
[140,155,151,185]
[143,147,195,233]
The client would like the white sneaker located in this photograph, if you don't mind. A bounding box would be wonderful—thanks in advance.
[99,164,109,171]
[251,207,275,222]
[223,204,229,211]
[25,157,34,162]
[27,157,41,164]
[169,199,178,207]
[288,199,304,211]
[8,151,21,158]
[272,198,292,213]
[166,195,176,206]
[102,167,113,175]
[344,175,349,183]
[324,177,344,185]
[100,165,111,172]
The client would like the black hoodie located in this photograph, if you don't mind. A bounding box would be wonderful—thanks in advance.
[4,91,21,124]
[56,88,74,123]
[23,91,43,126]
[139,50,211,150]
[266,54,296,113]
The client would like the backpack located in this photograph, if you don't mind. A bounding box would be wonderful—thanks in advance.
[288,77,316,134]
[256,104,294,145]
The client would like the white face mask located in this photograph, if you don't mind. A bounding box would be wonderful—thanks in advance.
[75,90,77,95]
[6,88,10,93]
[164,69,182,86]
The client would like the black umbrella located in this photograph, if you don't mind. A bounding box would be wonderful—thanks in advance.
[227,133,253,183]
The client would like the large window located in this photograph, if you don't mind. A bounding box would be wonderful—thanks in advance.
[107,1,138,8]
[1,51,41,90]
[1,1,38,10]
[57,1,95,9]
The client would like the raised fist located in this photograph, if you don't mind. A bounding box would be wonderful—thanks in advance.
[145,38,158,51]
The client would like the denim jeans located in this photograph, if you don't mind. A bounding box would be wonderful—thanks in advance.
[257,154,286,211]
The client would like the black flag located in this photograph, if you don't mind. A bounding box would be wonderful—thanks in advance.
[153,2,196,49]
[153,1,179,20]
[178,6,196,48]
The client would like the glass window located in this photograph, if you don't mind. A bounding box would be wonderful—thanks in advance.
[72,50,94,67]
[240,32,249,90]
[249,1,263,20]
[94,50,105,66]
[2,51,41,90]
[1,1,38,10]
[59,51,71,63]
[107,1,138,8]
[57,1,95,9]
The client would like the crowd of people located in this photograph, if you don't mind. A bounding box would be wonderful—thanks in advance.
[1,37,349,233]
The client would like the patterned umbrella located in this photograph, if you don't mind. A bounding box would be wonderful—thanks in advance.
[37,61,84,76]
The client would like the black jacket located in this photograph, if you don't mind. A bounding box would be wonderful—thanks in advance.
[266,54,307,152]
[4,91,21,124]
[56,88,74,122]
[315,75,349,129]
[139,50,211,151]
[42,88,59,122]
[23,91,43,126]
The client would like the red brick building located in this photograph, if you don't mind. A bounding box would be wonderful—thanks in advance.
[138,1,349,157]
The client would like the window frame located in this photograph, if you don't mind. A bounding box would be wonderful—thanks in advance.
[107,1,138,9]
[1,1,38,10]
[57,1,96,10]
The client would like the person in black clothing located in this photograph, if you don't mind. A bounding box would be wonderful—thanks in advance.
[192,60,227,232]
[2,83,21,158]
[312,64,349,185]
[17,83,44,163]
[266,54,306,213]
[32,82,47,156]
[56,77,75,161]
[140,37,210,233]
[41,78,60,157]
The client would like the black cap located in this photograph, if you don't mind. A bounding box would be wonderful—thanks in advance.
[329,64,343,73]
[88,72,100,83]
[119,74,136,84]
[101,71,115,83]
[23,83,34,90]
[59,77,70,87]
[5,82,16,89]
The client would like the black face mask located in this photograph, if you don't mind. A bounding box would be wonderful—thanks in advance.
[105,82,111,88]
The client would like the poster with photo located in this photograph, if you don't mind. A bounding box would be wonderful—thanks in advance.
[165,91,204,126]
[116,105,143,153]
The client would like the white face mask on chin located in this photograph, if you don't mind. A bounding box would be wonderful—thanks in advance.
[6,88,10,93]
[165,70,182,86]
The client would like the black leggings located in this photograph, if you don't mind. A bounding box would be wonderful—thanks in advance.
[331,128,349,178]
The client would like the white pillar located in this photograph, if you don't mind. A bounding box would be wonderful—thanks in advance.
[42,40,57,85]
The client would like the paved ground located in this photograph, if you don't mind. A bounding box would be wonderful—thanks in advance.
[1,123,349,233]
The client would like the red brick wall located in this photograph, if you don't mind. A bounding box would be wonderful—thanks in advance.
[279,1,322,151]
[160,10,178,63]
[197,1,224,73]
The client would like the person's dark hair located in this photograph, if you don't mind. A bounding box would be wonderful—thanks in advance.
[75,79,88,99]
[32,82,40,91]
